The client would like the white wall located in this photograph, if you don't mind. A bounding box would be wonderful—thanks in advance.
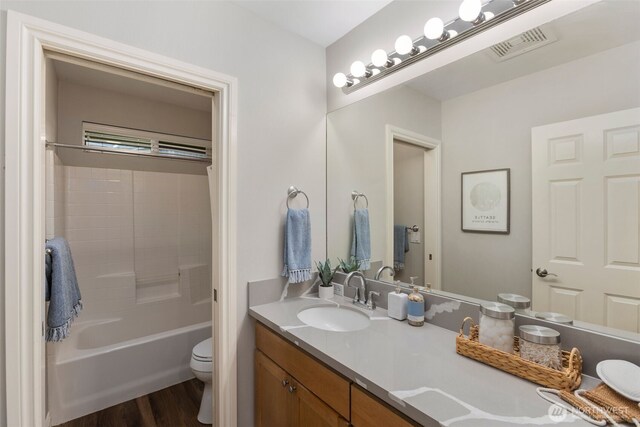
[440,41,640,301]
[57,80,212,175]
[0,2,327,426]
[327,84,440,268]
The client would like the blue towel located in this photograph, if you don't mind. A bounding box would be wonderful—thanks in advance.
[394,225,410,270]
[282,208,312,283]
[350,209,371,271]
[45,237,83,342]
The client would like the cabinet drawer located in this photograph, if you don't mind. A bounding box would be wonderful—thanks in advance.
[256,323,350,420]
[351,385,420,427]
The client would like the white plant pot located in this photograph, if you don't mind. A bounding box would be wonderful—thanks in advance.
[318,284,334,299]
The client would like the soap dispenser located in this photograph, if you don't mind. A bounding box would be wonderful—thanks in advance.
[407,277,425,327]
[387,281,408,321]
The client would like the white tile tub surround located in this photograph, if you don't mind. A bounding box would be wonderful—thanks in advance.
[133,171,180,298]
[62,165,213,319]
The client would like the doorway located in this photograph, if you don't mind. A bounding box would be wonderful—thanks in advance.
[5,11,237,427]
[44,51,216,425]
[385,125,441,289]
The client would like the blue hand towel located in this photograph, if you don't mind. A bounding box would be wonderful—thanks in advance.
[394,225,410,271]
[282,208,312,283]
[45,237,83,342]
[351,208,371,271]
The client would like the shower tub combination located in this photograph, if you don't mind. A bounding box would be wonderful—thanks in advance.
[44,159,215,424]
[48,308,211,425]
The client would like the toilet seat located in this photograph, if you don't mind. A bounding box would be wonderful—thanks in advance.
[192,338,213,360]
[191,338,213,373]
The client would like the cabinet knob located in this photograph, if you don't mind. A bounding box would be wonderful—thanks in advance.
[288,385,297,393]
[282,379,289,387]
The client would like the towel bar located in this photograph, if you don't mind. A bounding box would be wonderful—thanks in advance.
[286,186,309,209]
[351,191,369,210]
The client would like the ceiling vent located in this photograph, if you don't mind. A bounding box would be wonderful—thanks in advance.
[488,26,558,62]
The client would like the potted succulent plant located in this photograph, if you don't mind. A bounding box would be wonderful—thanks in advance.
[338,257,361,273]
[315,259,338,299]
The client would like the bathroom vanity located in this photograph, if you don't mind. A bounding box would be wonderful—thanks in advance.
[250,294,597,426]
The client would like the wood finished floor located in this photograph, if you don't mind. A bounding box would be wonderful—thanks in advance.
[56,379,206,427]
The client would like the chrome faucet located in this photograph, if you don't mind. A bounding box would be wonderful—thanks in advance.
[345,271,379,310]
[345,271,366,304]
[375,265,395,281]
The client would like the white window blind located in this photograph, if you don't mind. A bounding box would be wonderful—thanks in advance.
[83,122,211,161]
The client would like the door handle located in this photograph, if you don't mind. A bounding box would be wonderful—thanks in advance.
[535,268,558,278]
[282,379,289,387]
[288,385,297,393]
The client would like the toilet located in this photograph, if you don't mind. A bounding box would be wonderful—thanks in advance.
[190,338,213,424]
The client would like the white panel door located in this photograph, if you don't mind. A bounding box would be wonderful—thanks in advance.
[532,108,640,332]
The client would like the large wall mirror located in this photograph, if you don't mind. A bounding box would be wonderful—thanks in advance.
[326,1,640,341]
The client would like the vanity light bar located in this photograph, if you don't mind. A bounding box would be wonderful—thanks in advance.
[334,0,551,94]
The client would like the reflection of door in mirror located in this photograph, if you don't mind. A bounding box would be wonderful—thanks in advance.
[390,135,440,289]
[532,108,640,333]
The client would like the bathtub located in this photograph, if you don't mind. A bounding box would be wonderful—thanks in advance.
[48,317,211,425]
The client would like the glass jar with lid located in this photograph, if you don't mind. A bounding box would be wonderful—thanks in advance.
[519,325,562,370]
[497,293,531,311]
[479,302,515,353]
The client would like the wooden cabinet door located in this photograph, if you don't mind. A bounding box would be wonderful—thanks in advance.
[351,385,420,427]
[255,350,293,427]
[256,323,351,420]
[290,379,349,427]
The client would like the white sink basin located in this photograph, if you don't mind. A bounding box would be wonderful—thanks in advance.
[297,306,370,332]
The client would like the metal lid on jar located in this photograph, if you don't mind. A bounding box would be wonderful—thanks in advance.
[497,293,531,309]
[480,302,515,320]
[535,312,573,325]
[519,325,561,344]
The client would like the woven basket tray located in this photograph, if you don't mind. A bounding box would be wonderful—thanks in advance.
[456,317,582,391]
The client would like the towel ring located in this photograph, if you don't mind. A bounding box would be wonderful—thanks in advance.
[352,191,369,210]
[286,186,309,209]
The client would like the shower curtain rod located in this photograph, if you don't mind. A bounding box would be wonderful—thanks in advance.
[45,141,212,164]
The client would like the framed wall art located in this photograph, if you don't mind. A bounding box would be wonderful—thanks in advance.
[461,168,510,234]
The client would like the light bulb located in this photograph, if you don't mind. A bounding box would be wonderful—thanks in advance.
[333,73,347,88]
[459,0,482,22]
[371,49,389,67]
[395,35,415,55]
[424,17,445,40]
[350,61,367,78]
[484,11,494,20]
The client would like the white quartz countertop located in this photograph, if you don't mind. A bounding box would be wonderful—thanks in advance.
[249,295,599,427]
